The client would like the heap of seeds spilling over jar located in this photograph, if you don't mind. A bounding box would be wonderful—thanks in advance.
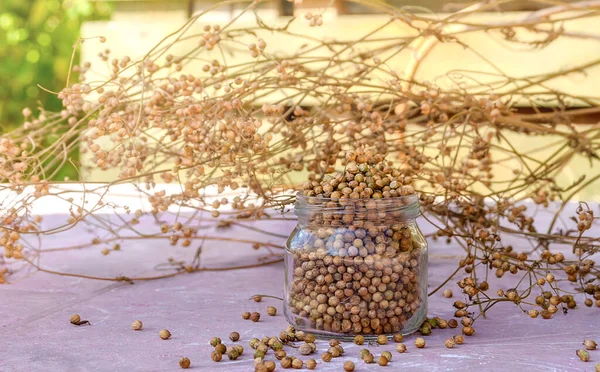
[284,157,428,339]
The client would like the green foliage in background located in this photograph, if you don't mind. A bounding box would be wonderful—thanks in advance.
[0,0,112,180]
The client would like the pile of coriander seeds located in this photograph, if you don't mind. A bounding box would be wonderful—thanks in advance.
[285,160,428,336]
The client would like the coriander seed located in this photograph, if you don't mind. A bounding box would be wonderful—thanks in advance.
[322,352,332,362]
[584,340,597,350]
[443,289,453,298]
[377,335,388,345]
[462,326,475,336]
[253,295,262,302]
[382,351,393,361]
[378,355,389,366]
[595,363,600,372]
[415,337,426,348]
[363,353,375,364]
[131,320,143,331]
[329,339,340,347]
[306,359,317,370]
[276,350,287,360]
[445,339,456,348]
[179,357,191,369]
[281,357,293,368]
[292,358,303,369]
[159,329,171,340]
[344,361,355,371]
[210,337,222,347]
[233,345,244,355]
[229,332,240,342]
[393,333,403,342]
[354,335,365,345]
[299,343,313,355]
[359,349,371,358]
[70,314,81,324]
[254,350,265,359]
[226,347,239,360]
[211,351,222,362]
[396,343,407,353]
[242,311,251,320]
[305,334,316,343]
[250,312,261,322]
[267,306,277,316]
[215,344,226,354]
[265,361,276,372]
[328,347,340,358]
[577,349,591,362]
[453,335,464,344]
[448,319,458,328]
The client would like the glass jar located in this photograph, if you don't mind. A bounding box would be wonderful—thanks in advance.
[284,193,427,339]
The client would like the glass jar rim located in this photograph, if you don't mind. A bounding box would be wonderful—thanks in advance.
[294,192,420,221]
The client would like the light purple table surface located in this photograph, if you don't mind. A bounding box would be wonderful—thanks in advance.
[0,201,599,372]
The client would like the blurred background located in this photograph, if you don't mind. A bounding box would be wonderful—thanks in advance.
[1,0,598,200]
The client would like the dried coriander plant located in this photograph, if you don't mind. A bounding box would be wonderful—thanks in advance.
[0,0,599,332]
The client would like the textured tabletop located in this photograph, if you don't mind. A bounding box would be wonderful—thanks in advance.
[0,200,599,372]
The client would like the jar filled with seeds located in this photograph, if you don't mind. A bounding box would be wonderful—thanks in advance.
[284,163,427,339]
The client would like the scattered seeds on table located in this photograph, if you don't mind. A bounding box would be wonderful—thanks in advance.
[242,311,251,320]
[443,289,453,298]
[131,320,143,331]
[275,350,287,360]
[382,351,393,361]
[378,355,389,366]
[253,295,263,302]
[306,359,317,370]
[211,351,222,362]
[250,338,260,349]
[448,319,458,328]
[377,335,388,345]
[159,329,171,340]
[344,361,355,371]
[229,332,240,342]
[292,358,303,369]
[250,312,261,322]
[453,335,464,345]
[445,339,456,348]
[296,331,306,341]
[415,337,426,348]
[595,363,600,372]
[363,353,374,364]
[254,350,265,359]
[359,349,371,358]
[438,319,448,329]
[267,306,277,316]
[322,352,332,362]
[354,335,365,345]
[584,340,597,350]
[329,339,340,347]
[179,357,191,369]
[280,357,293,368]
[577,349,591,362]
[210,337,222,347]
[304,334,316,343]
[396,343,407,353]
[393,333,404,342]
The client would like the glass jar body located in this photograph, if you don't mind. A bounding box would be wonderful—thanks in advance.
[283,195,427,339]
